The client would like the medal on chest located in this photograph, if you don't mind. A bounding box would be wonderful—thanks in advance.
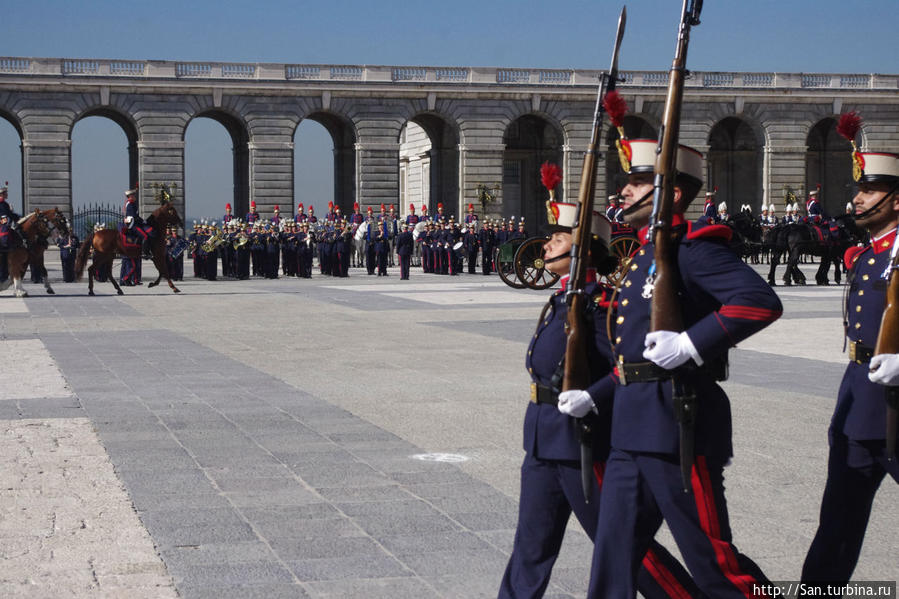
[641,262,657,300]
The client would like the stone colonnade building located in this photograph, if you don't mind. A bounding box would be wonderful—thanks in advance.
[1,57,897,228]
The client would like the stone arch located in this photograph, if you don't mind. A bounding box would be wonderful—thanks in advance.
[185,109,251,217]
[73,107,141,196]
[806,117,852,216]
[707,116,762,213]
[502,113,564,231]
[604,115,657,200]
[0,109,25,213]
[297,110,357,215]
[398,112,461,219]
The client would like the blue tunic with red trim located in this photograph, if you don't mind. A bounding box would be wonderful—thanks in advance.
[610,217,783,458]
[523,275,616,461]
[835,230,897,440]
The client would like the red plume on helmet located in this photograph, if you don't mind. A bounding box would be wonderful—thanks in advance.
[837,111,864,180]
[603,90,631,172]
[540,163,561,191]
[836,111,862,143]
[602,90,628,129]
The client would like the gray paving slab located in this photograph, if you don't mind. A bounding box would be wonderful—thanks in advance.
[2,259,897,597]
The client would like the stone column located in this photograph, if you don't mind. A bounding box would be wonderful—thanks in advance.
[459,143,504,220]
[137,139,185,221]
[765,144,807,212]
[22,139,71,217]
[354,141,399,212]
[249,140,293,216]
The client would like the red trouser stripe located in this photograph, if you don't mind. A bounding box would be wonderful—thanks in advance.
[643,548,693,599]
[691,456,769,599]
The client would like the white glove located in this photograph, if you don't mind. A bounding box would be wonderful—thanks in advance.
[643,330,702,370]
[869,353,899,386]
[557,390,596,418]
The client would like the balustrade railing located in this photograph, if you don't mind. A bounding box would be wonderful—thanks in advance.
[0,56,894,91]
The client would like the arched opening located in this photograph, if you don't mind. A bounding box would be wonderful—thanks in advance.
[398,113,460,219]
[184,111,249,224]
[297,112,355,217]
[807,117,853,216]
[503,115,563,232]
[604,116,657,200]
[294,119,335,218]
[0,113,24,214]
[708,117,761,212]
[71,112,138,231]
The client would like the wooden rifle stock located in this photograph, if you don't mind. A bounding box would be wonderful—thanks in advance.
[561,6,626,504]
[649,0,703,492]
[874,230,899,459]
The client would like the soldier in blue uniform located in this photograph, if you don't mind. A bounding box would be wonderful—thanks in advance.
[801,119,899,589]
[396,222,413,280]
[0,183,23,255]
[589,139,782,598]
[123,185,152,257]
[57,230,80,282]
[223,202,233,225]
[479,220,494,275]
[499,201,701,599]
[699,189,717,224]
[246,201,259,225]
[805,187,824,224]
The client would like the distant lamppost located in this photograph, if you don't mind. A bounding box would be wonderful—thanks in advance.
[476,182,500,218]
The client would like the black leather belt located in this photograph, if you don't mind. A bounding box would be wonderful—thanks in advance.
[849,341,874,365]
[529,382,558,406]
[618,361,671,385]
[618,357,729,386]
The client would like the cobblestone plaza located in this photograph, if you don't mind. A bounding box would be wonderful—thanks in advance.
[1,259,897,597]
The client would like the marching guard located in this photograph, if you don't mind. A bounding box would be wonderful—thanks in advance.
[499,201,702,599]
[588,137,782,598]
[801,113,899,589]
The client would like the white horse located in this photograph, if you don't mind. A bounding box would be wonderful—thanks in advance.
[352,221,368,268]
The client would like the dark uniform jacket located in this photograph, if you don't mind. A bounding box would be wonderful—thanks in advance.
[611,216,782,458]
[836,229,897,440]
[523,276,616,461]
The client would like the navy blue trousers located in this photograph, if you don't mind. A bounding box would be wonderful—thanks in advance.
[590,449,770,598]
[499,452,702,599]
[802,430,899,586]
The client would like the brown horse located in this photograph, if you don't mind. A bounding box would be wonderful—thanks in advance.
[0,208,70,297]
[74,202,183,295]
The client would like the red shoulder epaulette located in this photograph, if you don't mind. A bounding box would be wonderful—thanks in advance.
[685,221,733,243]
[844,245,866,271]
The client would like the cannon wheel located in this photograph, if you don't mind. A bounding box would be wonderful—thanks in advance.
[514,237,560,290]
[605,234,641,287]
[495,240,526,289]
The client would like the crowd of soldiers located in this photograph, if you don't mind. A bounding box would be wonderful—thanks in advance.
[167,200,534,283]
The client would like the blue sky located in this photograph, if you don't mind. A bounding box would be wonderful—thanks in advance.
[1,0,895,222]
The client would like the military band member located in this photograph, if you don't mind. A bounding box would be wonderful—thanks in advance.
[802,115,899,589]
[405,203,420,227]
[396,222,413,280]
[349,203,365,225]
[435,202,447,224]
[500,203,700,599]
[271,205,282,228]
[296,203,307,223]
[464,222,480,274]
[307,204,317,225]
[246,201,259,225]
[419,204,431,222]
[479,220,494,275]
[589,139,781,598]
[465,203,479,225]
[223,203,233,224]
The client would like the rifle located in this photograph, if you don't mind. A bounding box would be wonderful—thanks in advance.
[648,0,703,492]
[562,6,626,504]
[873,225,899,459]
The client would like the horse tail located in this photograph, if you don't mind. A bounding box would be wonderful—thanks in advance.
[74,231,94,281]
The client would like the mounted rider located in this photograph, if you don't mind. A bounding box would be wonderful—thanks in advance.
[806,185,825,224]
[123,184,153,257]
[0,182,25,250]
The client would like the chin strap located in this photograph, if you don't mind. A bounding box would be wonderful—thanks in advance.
[621,188,655,216]
[854,180,899,221]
